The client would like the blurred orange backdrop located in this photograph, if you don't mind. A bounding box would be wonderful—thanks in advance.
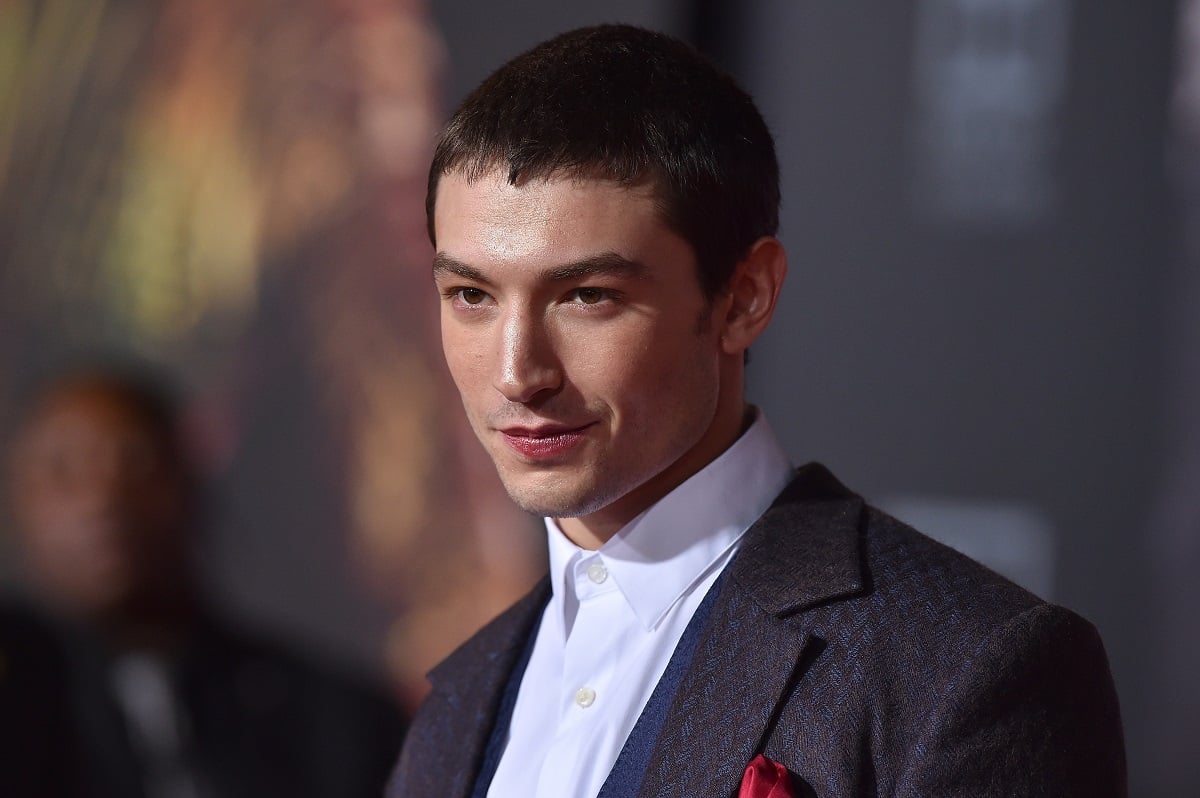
[0,0,545,705]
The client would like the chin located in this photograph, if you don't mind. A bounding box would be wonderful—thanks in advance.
[500,470,630,522]
[502,477,588,518]
[504,490,593,520]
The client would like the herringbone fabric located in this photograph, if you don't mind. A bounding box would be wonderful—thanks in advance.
[387,463,1126,798]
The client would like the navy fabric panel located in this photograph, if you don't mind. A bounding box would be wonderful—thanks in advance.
[596,571,729,798]
[469,611,544,798]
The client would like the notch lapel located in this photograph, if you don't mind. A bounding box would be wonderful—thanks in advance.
[635,464,867,798]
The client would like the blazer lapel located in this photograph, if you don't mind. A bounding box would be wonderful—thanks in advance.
[391,577,550,798]
[636,464,868,798]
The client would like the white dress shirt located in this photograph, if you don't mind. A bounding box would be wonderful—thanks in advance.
[110,654,200,798]
[487,411,793,798]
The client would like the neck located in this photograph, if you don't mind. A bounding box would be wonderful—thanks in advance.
[86,589,202,655]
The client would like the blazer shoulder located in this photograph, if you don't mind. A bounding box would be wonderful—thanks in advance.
[389,577,551,798]
[734,463,1047,629]
[426,575,550,692]
[742,463,1093,667]
[742,479,1124,795]
[836,502,1117,714]
[860,504,1048,631]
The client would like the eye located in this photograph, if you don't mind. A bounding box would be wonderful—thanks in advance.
[455,288,488,305]
[569,287,608,305]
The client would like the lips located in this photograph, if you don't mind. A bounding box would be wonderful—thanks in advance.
[499,423,594,461]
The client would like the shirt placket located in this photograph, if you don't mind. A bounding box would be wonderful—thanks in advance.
[534,553,627,797]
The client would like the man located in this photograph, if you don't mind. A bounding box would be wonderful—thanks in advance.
[389,24,1125,798]
[1,363,406,798]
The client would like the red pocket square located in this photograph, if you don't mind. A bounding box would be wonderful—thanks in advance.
[738,754,796,798]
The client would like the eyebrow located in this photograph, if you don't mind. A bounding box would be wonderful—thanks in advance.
[432,254,490,284]
[544,253,650,282]
[432,252,649,284]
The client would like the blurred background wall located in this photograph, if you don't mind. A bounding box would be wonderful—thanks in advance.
[0,0,547,709]
[2,0,1196,794]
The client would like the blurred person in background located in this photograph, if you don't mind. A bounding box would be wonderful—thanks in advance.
[0,361,406,798]
[0,0,544,711]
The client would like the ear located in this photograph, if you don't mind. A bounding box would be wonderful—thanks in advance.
[718,236,787,355]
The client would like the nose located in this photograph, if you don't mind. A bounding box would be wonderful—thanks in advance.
[59,456,126,528]
[495,307,561,404]
[82,451,133,512]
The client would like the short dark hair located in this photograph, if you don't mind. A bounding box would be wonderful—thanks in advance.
[12,355,191,481]
[427,24,779,298]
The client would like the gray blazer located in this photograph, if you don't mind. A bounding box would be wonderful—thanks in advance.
[388,464,1126,797]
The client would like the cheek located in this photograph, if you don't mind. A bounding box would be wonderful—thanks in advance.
[23,483,81,529]
[586,326,717,418]
[441,322,486,393]
[21,504,90,572]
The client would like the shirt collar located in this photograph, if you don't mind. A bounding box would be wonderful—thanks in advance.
[545,408,794,631]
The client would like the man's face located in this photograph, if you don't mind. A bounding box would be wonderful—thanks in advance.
[433,170,735,542]
[9,383,190,619]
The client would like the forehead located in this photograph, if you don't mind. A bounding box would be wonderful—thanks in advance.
[433,170,681,271]
[23,384,162,448]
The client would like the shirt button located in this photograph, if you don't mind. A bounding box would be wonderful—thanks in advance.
[586,563,608,584]
[574,686,597,708]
